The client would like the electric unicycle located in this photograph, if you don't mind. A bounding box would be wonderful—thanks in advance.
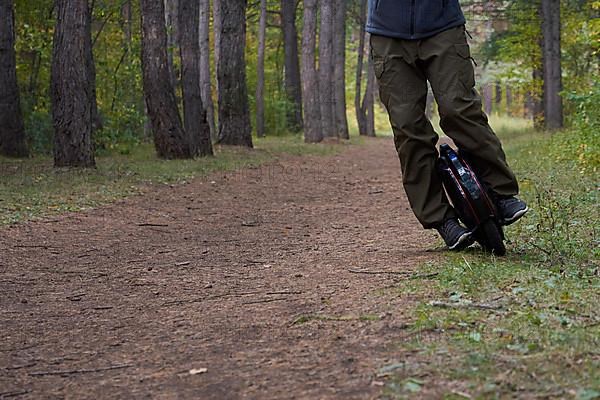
[438,143,506,255]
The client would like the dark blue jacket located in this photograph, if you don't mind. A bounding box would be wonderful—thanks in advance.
[366,0,466,40]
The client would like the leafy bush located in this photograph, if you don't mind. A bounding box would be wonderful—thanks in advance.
[560,83,600,174]
[25,110,53,155]
[94,106,145,156]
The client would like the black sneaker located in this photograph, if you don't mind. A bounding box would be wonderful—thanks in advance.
[436,218,474,251]
[496,196,529,225]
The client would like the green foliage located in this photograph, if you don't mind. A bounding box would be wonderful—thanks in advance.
[24,110,53,154]
[493,0,542,97]
[561,83,600,174]
[487,0,598,123]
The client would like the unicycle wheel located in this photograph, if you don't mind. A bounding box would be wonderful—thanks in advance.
[473,219,506,256]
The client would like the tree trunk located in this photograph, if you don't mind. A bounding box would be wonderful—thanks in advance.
[505,85,512,117]
[483,84,493,115]
[364,52,375,137]
[164,0,178,87]
[121,0,132,45]
[216,0,252,147]
[199,0,216,140]
[318,0,335,138]
[179,0,212,156]
[281,0,303,132]
[51,0,95,167]
[532,66,544,129]
[333,0,349,139]
[213,0,221,99]
[0,0,28,157]
[495,81,502,109]
[141,0,192,158]
[541,0,563,129]
[355,2,367,137]
[300,0,321,143]
[86,1,102,132]
[256,0,266,137]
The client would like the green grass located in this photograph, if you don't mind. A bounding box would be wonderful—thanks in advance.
[381,119,600,399]
[0,134,361,225]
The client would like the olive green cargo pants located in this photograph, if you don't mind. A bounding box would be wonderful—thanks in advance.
[370,25,519,228]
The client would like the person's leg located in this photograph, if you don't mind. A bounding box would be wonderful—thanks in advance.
[421,26,520,198]
[370,34,454,229]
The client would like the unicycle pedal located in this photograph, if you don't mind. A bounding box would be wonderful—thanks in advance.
[438,143,506,255]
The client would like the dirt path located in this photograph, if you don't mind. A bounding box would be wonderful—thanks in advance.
[1,138,439,399]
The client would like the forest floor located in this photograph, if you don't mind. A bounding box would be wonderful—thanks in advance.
[2,129,598,399]
[1,137,442,399]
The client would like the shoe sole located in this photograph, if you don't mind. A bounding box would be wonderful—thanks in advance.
[502,206,529,226]
[448,232,474,251]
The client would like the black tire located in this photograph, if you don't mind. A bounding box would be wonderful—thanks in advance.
[474,219,506,256]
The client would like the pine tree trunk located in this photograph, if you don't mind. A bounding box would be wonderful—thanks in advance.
[141,0,192,159]
[300,0,322,143]
[179,0,212,156]
[532,66,544,129]
[333,0,349,139]
[483,84,493,115]
[121,0,132,45]
[256,0,266,137]
[318,0,335,138]
[541,0,563,129]
[281,0,303,132]
[213,0,221,99]
[164,0,178,87]
[199,0,216,140]
[364,54,375,137]
[505,85,512,117]
[86,1,102,132]
[0,0,28,157]
[216,0,252,147]
[495,81,502,109]
[355,5,367,137]
[51,0,95,167]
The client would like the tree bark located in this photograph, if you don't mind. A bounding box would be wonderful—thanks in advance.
[318,0,335,138]
[0,0,28,157]
[141,0,192,158]
[505,85,512,117]
[483,84,493,115]
[86,1,102,132]
[541,0,563,129]
[199,0,216,139]
[354,0,367,136]
[51,0,95,167]
[121,0,132,45]
[256,0,266,137]
[216,0,252,147]
[333,0,349,139]
[495,81,502,108]
[532,66,544,129]
[213,0,221,98]
[179,0,212,156]
[281,0,303,132]
[164,0,178,87]
[301,0,322,143]
[364,51,375,137]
